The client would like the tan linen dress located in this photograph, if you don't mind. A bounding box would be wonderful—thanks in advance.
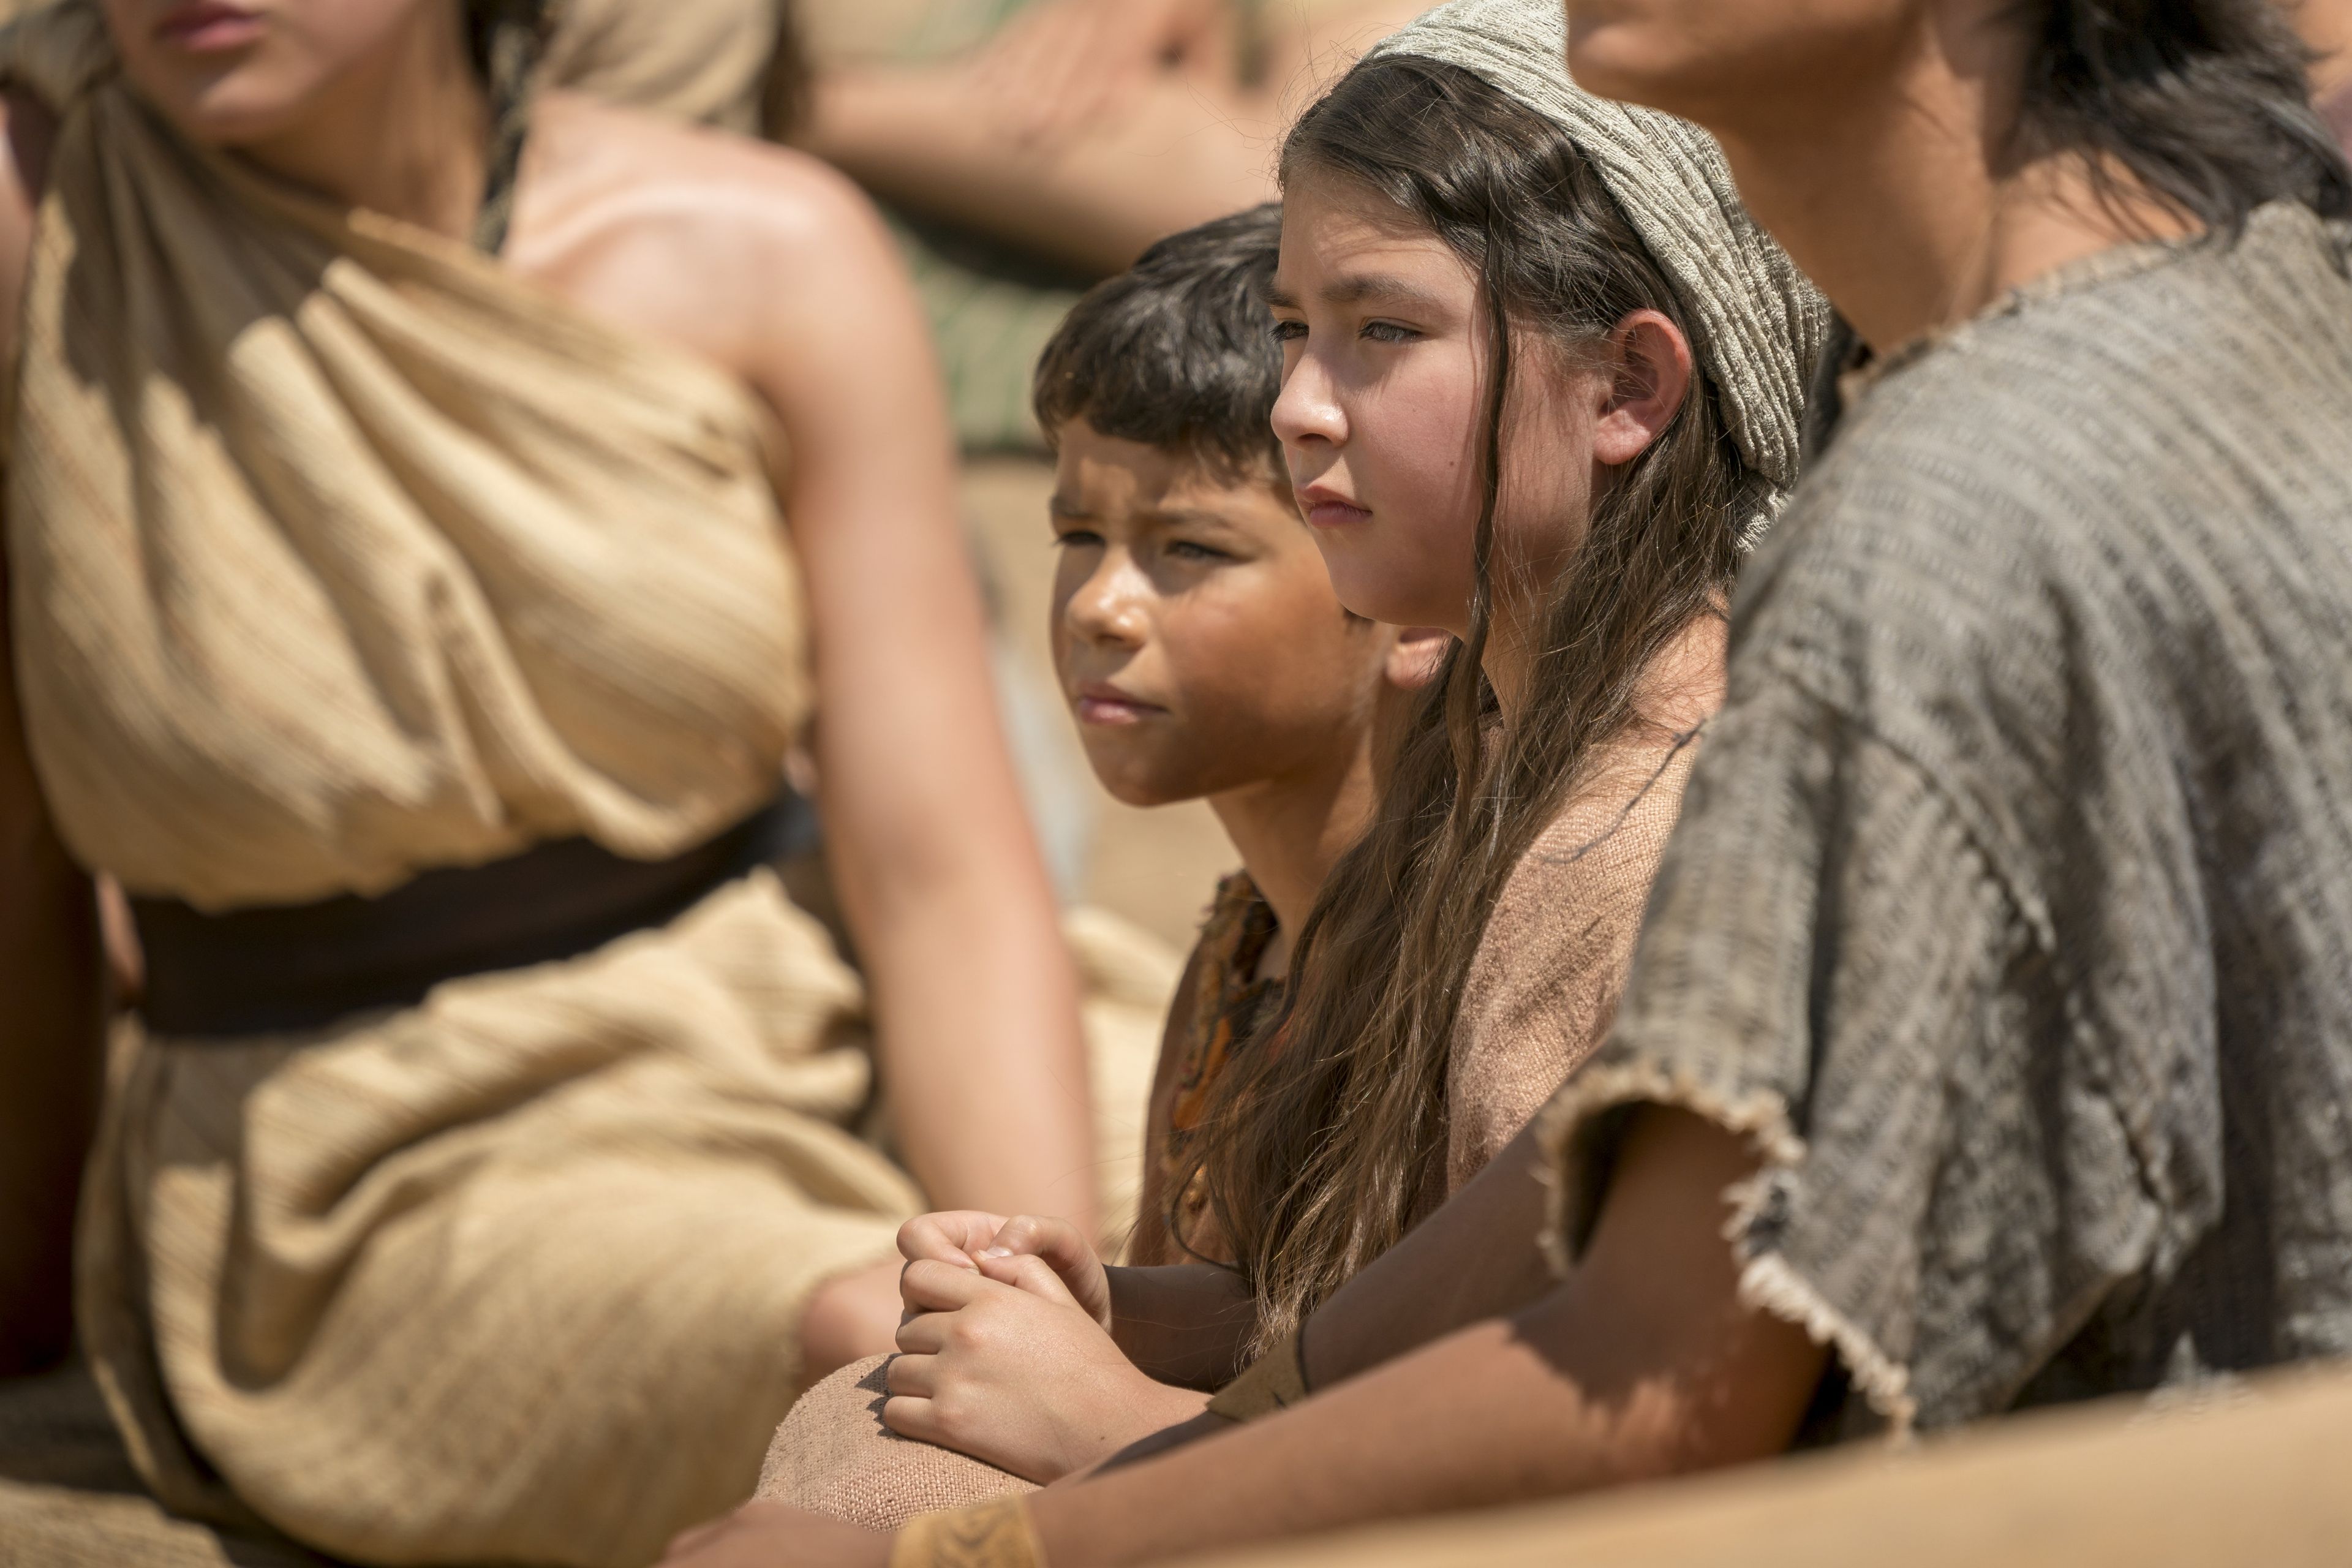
[761,731,1702,1529]
[0,8,1165,1566]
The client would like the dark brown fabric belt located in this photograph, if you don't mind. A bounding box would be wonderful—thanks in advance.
[131,793,817,1039]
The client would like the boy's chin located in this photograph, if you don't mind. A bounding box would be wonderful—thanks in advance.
[1082,741,1202,810]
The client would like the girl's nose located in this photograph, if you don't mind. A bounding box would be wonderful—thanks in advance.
[1272,350,1346,451]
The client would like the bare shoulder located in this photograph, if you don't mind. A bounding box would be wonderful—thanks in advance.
[508,92,912,388]
[517,92,898,293]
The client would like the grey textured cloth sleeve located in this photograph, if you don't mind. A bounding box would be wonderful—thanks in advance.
[1540,676,2163,1435]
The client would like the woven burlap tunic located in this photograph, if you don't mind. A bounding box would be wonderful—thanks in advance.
[0,8,1169,1566]
[1544,202,2352,1438]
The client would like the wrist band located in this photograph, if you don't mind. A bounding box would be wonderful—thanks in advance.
[1204,1327,1309,1423]
[890,1495,1049,1568]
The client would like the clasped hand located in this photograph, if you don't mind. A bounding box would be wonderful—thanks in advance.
[884,1211,1209,1483]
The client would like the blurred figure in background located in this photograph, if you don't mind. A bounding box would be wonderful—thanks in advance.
[2292,0,2352,145]
[0,0,1161,1562]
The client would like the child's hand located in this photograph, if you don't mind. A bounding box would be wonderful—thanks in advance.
[896,1210,1011,1271]
[885,1255,1207,1482]
[895,1211,1112,1332]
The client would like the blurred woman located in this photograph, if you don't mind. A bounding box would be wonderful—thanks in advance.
[0,0,1114,1561]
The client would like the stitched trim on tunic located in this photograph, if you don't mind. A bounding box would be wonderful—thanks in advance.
[1532,1060,1917,1436]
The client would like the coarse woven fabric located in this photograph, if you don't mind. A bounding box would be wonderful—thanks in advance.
[758,1357,1038,1533]
[762,724,1703,1526]
[1365,0,1826,546]
[1541,202,2352,1438]
[0,7,1175,1564]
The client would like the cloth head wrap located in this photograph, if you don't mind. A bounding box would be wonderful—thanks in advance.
[1360,0,1826,546]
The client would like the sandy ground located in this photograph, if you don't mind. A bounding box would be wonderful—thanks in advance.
[961,455,1237,951]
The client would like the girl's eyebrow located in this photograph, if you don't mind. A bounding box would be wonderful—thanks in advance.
[1266,272,1449,314]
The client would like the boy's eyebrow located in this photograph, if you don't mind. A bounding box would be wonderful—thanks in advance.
[1047,494,1093,519]
[1136,505,1250,530]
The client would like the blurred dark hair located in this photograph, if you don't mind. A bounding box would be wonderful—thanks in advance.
[2015,0,2352,231]
[1177,56,1745,1354]
[1033,203,1287,481]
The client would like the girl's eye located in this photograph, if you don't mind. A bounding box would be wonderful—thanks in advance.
[1052,529,1104,550]
[1361,320,1418,344]
[1166,540,1231,564]
[1270,320,1307,342]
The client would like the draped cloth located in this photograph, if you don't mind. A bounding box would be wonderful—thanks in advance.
[0,6,1170,1564]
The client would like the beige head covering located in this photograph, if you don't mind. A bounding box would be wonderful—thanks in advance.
[1363,0,1825,545]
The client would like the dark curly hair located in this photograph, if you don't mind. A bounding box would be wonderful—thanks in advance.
[1032,203,1286,483]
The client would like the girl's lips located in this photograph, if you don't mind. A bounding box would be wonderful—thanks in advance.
[1298,489,1371,530]
[155,2,266,50]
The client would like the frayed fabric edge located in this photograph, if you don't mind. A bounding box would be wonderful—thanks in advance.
[1531,1060,1916,1438]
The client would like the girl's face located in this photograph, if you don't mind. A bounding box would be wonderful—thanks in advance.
[1268,174,1604,638]
[104,0,439,145]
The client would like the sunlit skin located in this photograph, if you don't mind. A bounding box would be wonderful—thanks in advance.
[0,0,1098,1381]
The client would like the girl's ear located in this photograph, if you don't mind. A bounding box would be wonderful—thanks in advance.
[1384,626,1453,691]
[1592,309,1694,468]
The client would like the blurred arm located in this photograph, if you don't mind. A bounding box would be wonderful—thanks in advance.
[745,166,1097,1234]
[800,0,1424,275]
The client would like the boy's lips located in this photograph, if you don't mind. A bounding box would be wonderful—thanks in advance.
[1297,486,1370,530]
[1072,682,1164,726]
[154,1,266,49]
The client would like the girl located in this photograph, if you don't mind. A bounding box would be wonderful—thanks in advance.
[0,0,1130,1562]
[738,0,1820,1531]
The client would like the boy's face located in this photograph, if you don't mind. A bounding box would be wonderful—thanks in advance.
[1050,420,1395,808]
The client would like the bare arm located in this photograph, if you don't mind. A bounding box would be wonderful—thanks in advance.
[0,91,107,1378]
[799,0,1423,275]
[1031,1109,1828,1564]
[744,167,1096,1231]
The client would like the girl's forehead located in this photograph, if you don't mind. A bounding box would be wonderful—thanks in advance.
[1272,182,1475,306]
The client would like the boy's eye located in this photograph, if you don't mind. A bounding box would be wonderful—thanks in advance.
[1166,540,1231,564]
[1270,319,1306,342]
[1361,320,1418,344]
[1052,528,1105,549]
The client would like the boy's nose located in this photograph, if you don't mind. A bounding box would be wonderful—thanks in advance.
[1064,557,1150,649]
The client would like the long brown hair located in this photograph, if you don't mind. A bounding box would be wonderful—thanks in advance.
[1174,55,1751,1352]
